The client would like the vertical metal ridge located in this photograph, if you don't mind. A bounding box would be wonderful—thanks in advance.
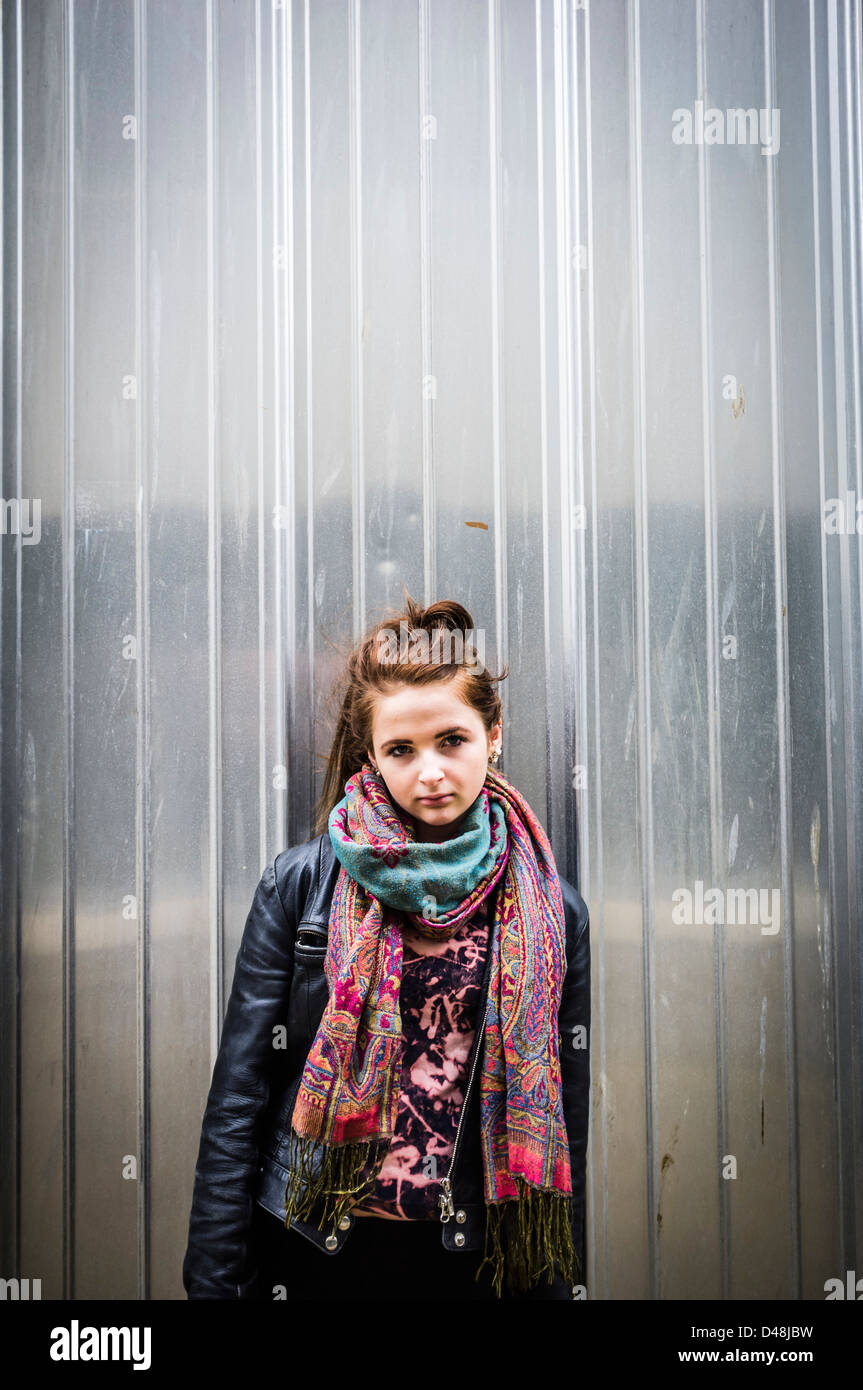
[304,0,315,815]
[762,0,800,1300]
[0,0,5,1274]
[851,0,863,1255]
[845,0,863,539]
[810,0,844,1276]
[580,0,603,1298]
[255,0,267,863]
[0,28,4,1284]
[0,0,7,1278]
[272,0,287,852]
[13,0,25,1286]
[274,0,295,848]
[828,0,860,1265]
[570,0,588,897]
[581,0,598,914]
[838,0,863,1257]
[552,0,575,854]
[62,0,76,1298]
[535,0,552,860]
[487,0,506,726]
[418,0,435,602]
[349,0,365,634]
[62,0,76,1301]
[852,0,863,1255]
[628,0,659,1301]
[841,0,863,806]
[12,0,23,1288]
[133,0,152,1301]
[546,0,561,840]
[283,0,299,838]
[205,0,224,1060]
[270,0,284,850]
[827,1,853,918]
[695,0,728,1303]
[274,0,287,848]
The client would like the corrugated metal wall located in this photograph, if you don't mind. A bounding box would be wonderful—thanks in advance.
[1,0,860,1301]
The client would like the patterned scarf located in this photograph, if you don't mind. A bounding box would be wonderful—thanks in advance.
[283,762,575,1296]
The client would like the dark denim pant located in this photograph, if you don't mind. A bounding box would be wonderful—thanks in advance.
[250,1201,570,1301]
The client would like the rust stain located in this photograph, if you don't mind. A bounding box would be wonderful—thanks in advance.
[731,383,745,419]
[465,521,489,530]
[657,1122,682,1237]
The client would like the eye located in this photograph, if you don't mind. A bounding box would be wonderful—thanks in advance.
[387,734,467,758]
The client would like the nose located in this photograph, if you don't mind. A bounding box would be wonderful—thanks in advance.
[416,753,446,788]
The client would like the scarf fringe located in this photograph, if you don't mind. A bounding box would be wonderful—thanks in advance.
[285,1142,581,1300]
[473,1177,579,1298]
[283,1130,390,1234]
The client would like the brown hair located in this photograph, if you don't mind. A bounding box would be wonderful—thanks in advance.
[312,588,508,837]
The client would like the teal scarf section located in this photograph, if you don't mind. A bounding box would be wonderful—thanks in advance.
[327,763,508,920]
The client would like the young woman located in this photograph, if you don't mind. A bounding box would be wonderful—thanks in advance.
[183,596,590,1301]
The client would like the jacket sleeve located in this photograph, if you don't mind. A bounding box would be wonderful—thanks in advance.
[182,852,307,1299]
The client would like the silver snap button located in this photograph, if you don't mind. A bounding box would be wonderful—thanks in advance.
[325,1233,338,1250]
[338,1215,352,1230]
[455,1210,466,1223]
[454,1232,465,1247]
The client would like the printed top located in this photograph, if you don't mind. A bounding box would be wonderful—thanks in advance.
[352,895,492,1222]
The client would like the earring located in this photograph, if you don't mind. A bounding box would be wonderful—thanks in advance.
[488,746,501,765]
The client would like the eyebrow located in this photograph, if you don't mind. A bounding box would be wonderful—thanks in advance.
[380,726,472,752]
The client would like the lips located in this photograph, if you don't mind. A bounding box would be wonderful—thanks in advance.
[419,793,452,803]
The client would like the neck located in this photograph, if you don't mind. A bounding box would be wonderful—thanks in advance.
[411,812,466,844]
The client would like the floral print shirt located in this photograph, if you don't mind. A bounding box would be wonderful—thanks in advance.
[353,897,491,1221]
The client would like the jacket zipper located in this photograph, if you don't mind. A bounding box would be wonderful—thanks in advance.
[437,1016,486,1223]
[438,887,499,1224]
[296,924,328,948]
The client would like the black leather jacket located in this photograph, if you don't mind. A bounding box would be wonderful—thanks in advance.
[182,831,591,1300]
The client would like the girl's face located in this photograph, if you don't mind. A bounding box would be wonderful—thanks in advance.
[366,679,501,843]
